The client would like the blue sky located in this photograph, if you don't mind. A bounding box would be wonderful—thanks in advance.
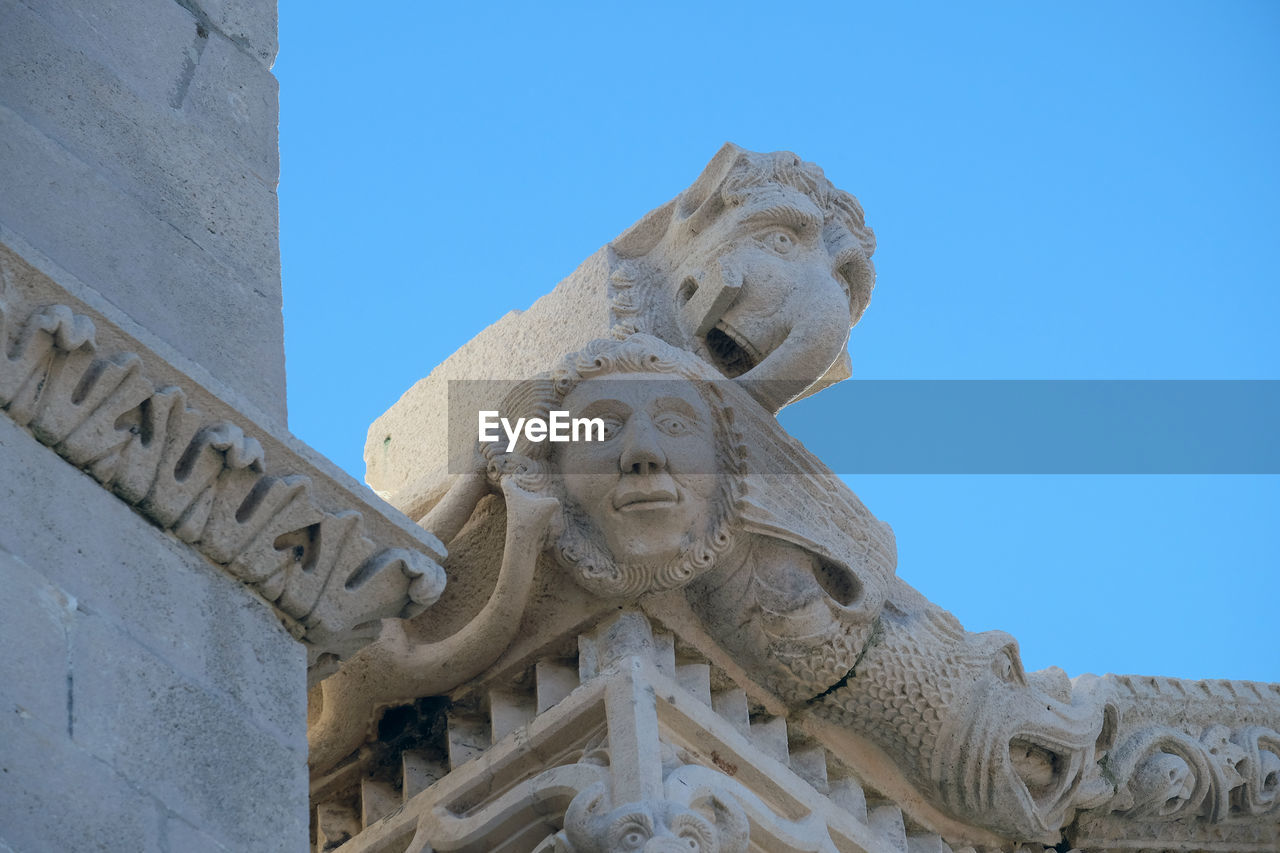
[275,2,1278,682]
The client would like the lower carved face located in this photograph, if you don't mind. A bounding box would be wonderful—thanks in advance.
[562,787,748,853]
[554,374,727,595]
[933,633,1111,840]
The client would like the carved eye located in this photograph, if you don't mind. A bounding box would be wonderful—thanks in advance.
[654,413,692,437]
[597,415,625,441]
[671,814,714,849]
[619,826,648,848]
[757,229,798,256]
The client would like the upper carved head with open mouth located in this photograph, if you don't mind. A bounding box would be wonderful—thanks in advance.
[610,143,877,413]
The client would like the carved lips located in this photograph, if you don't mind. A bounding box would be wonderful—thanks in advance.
[612,478,680,512]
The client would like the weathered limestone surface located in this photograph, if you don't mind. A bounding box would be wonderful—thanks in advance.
[0,0,293,846]
[366,143,876,520]
[316,146,1279,853]
[0,242,447,680]
[0,2,447,850]
[0,0,285,423]
[0,206,445,853]
[0,414,307,851]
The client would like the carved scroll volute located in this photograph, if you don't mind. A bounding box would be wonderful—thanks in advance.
[1231,726,1280,817]
[1106,726,1216,820]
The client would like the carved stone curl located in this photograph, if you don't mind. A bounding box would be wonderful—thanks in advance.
[1100,723,1280,823]
[1233,726,1280,818]
[556,780,748,853]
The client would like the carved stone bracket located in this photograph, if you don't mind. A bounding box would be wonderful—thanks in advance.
[302,145,1280,852]
[0,248,447,681]
[317,610,974,853]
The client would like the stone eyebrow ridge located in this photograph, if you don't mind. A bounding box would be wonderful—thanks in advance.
[738,202,823,232]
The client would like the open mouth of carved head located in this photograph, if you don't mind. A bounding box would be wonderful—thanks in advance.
[1008,733,1084,818]
[704,320,763,378]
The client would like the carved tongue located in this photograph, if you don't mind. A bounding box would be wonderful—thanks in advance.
[1009,736,1073,812]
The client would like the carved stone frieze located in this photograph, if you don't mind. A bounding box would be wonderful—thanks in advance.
[318,610,918,853]
[314,146,1278,853]
[322,327,1280,850]
[365,143,879,520]
[0,248,447,680]
[1067,675,1280,851]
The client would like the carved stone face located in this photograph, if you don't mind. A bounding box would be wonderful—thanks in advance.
[933,632,1110,840]
[820,606,1114,843]
[561,784,748,853]
[672,183,857,411]
[556,374,719,567]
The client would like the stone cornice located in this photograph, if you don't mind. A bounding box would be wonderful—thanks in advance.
[0,239,446,684]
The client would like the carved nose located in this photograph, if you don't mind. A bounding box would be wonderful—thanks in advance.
[619,415,666,475]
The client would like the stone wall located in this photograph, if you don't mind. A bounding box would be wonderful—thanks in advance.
[0,415,307,852]
[0,0,285,424]
[0,1,305,850]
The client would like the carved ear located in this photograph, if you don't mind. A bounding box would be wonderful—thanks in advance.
[677,142,747,233]
[563,783,609,846]
[695,792,749,853]
[611,199,677,259]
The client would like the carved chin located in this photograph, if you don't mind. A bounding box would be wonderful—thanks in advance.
[554,511,736,598]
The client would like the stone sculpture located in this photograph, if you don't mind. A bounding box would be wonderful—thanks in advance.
[809,581,1115,842]
[365,143,878,519]
[606,142,877,412]
[557,779,749,853]
[0,292,447,679]
[310,334,896,773]
[307,473,557,771]
[311,146,1280,853]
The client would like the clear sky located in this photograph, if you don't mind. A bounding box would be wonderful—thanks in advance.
[275,2,1278,683]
